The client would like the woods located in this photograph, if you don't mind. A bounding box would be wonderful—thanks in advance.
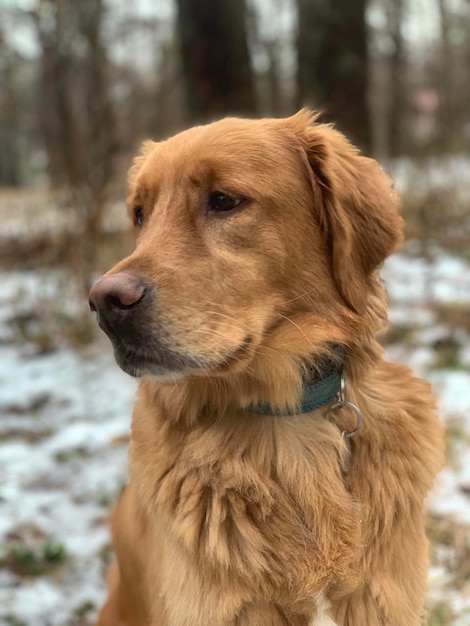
[296,0,370,149]
[175,0,256,120]
[1,0,469,190]
[1,0,469,293]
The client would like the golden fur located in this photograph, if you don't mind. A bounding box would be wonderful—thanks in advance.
[93,111,444,625]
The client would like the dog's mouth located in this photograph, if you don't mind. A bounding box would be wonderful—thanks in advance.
[112,335,253,380]
[113,346,188,379]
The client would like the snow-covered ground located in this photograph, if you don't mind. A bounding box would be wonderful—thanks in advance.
[0,271,137,625]
[0,245,469,625]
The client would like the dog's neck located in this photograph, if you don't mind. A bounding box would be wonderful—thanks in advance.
[250,346,344,415]
[142,341,359,428]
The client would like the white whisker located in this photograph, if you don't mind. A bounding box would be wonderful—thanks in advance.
[279,287,317,305]
[274,312,315,351]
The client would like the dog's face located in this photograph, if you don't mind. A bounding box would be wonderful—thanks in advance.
[89,111,402,381]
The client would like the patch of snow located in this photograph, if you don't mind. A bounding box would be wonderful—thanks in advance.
[382,251,470,305]
[389,154,470,196]
[0,268,137,624]
[429,371,470,417]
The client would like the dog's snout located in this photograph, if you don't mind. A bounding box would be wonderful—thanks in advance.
[89,272,146,314]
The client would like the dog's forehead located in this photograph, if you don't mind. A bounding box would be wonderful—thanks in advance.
[164,117,281,153]
[141,118,299,184]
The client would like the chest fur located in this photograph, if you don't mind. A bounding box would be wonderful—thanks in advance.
[130,407,361,604]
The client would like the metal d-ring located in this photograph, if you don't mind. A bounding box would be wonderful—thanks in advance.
[325,400,362,438]
[325,373,363,439]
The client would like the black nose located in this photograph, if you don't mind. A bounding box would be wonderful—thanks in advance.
[89,272,146,319]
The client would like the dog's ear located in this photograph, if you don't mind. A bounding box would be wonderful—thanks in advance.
[287,110,403,314]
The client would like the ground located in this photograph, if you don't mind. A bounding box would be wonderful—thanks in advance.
[0,241,469,624]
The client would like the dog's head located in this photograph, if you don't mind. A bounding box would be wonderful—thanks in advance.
[89,111,402,381]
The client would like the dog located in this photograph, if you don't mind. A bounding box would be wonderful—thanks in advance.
[89,110,445,625]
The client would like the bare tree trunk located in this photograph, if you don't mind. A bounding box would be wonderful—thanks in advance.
[387,0,406,157]
[31,0,118,293]
[175,0,257,121]
[436,0,456,149]
[296,0,370,151]
[32,1,81,187]
[0,31,21,186]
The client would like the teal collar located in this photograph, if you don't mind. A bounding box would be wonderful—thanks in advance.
[252,372,341,415]
[251,347,344,416]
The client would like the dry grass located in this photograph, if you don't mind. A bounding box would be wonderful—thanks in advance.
[0,187,133,273]
[432,303,470,335]
[426,512,470,624]
[398,172,470,259]
[0,187,134,353]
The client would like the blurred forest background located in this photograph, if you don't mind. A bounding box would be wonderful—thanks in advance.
[1,0,469,288]
[0,1,470,625]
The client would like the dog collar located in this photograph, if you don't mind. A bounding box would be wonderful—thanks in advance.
[250,347,363,474]
[251,347,344,416]
[252,372,342,415]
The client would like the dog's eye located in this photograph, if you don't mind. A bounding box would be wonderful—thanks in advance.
[134,206,144,227]
[208,192,241,213]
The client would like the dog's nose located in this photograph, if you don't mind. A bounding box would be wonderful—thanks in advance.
[89,272,146,314]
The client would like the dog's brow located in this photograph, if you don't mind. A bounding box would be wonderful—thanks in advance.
[189,175,204,189]
[132,177,159,207]
[186,161,219,186]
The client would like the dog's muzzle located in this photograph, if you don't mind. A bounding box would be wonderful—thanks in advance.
[89,272,254,379]
[89,272,196,377]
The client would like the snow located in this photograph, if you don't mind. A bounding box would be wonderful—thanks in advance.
[0,275,136,624]
[430,371,470,417]
[1,246,470,624]
[390,155,470,197]
[384,252,470,305]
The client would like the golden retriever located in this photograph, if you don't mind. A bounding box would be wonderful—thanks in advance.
[89,110,445,625]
